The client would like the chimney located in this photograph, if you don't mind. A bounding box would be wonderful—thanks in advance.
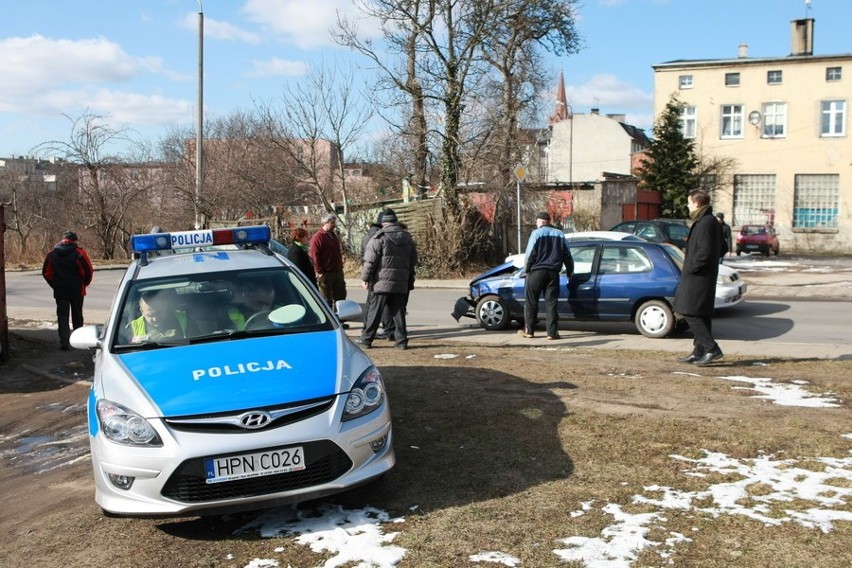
[738,43,748,58]
[791,18,814,56]
[590,107,599,115]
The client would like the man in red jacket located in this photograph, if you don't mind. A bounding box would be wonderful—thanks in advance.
[309,213,346,307]
[42,231,94,350]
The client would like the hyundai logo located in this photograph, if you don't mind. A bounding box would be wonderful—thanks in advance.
[238,411,272,429]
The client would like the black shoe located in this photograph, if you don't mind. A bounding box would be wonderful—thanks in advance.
[677,353,700,363]
[60,344,70,351]
[356,339,372,349]
[395,343,408,350]
[693,348,723,366]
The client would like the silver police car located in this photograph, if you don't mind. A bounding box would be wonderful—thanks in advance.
[70,226,394,517]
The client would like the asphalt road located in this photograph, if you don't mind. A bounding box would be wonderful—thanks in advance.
[5,262,851,360]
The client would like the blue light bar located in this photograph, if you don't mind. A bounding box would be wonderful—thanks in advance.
[130,226,272,254]
[130,233,173,253]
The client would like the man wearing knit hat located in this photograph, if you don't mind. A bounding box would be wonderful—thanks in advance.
[359,209,418,350]
[42,230,94,350]
[519,211,573,340]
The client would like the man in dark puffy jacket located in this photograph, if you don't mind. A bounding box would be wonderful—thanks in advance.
[359,210,418,350]
[519,212,573,340]
[42,231,94,350]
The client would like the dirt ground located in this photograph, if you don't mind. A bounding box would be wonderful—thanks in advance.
[1,320,849,568]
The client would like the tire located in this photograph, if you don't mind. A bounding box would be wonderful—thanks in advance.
[476,296,510,331]
[773,246,780,256]
[762,247,770,257]
[736,249,741,256]
[634,300,674,338]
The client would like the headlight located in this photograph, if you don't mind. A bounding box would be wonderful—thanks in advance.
[97,400,163,446]
[343,367,386,422]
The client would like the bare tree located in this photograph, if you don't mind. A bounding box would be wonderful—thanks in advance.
[35,112,157,259]
[335,0,432,198]
[255,60,374,244]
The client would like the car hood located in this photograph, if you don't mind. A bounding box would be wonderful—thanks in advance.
[470,260,519,285]
[111,332,344,417]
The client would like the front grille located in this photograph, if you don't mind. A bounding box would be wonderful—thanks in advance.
[164,397,335,433]
[161,439,352,503]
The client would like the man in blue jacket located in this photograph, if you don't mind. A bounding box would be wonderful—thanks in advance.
[520,212,573,340]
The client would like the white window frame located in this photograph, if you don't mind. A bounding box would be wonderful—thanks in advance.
[767,70,782,84]
[762,102,787,138]
[794,174,839,229]
[680,106,697,139]
[820,100,846,137]
[826,67,842,81]
[725,72,740,87]
[720,104,744,139]
[679,75,693,89]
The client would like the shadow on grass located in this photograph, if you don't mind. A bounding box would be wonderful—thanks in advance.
[158,364,576,538]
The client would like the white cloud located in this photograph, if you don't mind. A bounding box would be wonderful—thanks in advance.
[0,35,138,96]
[566,74,653,111]
[241,0,381,49]
[247,57,307,78]
[0,35,191,135]
[178,12,263,44]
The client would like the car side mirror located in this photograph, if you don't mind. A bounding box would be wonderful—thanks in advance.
[70,325,102,350]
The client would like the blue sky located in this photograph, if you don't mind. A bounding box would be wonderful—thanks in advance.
[1,0,849,158]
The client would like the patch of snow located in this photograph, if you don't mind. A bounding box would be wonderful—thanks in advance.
[470,551,522,566]
[715,375,841,407]
[238,504,405,568]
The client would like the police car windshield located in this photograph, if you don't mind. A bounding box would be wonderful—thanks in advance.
[112,268,330,350]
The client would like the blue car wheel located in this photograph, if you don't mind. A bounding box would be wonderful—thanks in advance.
[476,296,511,331]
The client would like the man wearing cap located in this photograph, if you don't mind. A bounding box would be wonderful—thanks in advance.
[716,212,732,264]
[42,231,94,350]
[359,209,418,349]
[519,212,573,340]
[361,209,394,338]
[309,213,346,307]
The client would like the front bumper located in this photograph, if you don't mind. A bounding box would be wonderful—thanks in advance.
[451,296,476,321]
[91,398,394,517]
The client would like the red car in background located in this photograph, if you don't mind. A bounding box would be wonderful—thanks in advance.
[736,225,780,256]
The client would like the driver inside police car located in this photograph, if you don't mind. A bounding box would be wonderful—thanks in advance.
[126,288,192,343]
[224,276,277,330]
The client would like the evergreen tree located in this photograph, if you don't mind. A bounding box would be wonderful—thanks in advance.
[638,95,700,218]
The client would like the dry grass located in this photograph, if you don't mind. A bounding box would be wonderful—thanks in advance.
[334,341,852,567]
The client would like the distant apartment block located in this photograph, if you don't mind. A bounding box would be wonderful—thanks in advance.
[654,18,851,252]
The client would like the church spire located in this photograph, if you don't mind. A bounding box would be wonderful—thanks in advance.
[549,71,570,125]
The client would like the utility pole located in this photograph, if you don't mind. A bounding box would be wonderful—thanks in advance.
[195,1,204,229]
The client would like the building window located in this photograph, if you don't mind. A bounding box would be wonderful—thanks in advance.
[794,175,839,229]
[720,105,744,138]
[725,72,740,87]
[767,70,782,84]
[733,174,776,226]
[826,67,842,81]
[679,75,693,89]
[820,100,846,136]
[762,102,787,138]
[680,106,697,139]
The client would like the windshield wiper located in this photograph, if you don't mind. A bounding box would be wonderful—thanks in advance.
[113,339,189,352]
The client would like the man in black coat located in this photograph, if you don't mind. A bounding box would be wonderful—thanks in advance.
[673,189,724,366]
[716,212,732,264]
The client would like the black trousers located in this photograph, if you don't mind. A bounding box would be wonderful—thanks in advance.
[56,296,85,348]
[362,292,408,346]
[683,314,717,355]
[524,269,560,337]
